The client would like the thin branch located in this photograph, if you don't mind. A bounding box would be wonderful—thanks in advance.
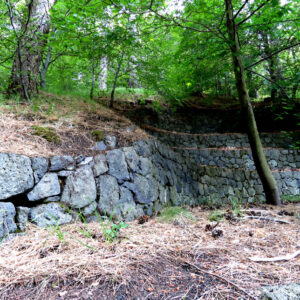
[234,0,249,19]
[0,54,14,66]
[181,260,257,300]
[237,0,271,26]
[250,251,300,262]
[246,42,300,69]
[248,69,290,99]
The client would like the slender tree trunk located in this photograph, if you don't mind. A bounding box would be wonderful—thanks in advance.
[128,55,139,88]
[291,48,298,100]
[5,0,30,102]
[110,56,123,108]
[90,59,95,100]
[40,46,52,88]
[8,0,56,99]
[246,71,257,99]
[225,0,281,205]
[98,56,108,91]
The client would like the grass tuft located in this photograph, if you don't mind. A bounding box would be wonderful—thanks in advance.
[158,206,195,223]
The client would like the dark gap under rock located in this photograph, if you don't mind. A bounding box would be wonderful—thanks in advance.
[2,194,45,208]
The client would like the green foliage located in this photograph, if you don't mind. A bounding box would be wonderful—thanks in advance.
[103,221,129,242]
[31,125,60,143]
[158,206,195,223]
[92,205,129,243]
[231,196,243,218]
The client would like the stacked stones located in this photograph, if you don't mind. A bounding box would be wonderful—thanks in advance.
[0,134,299,239]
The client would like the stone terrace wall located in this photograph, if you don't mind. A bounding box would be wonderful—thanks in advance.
[0,138,299,239]
[178,148,299,170]
[150,130,296,149]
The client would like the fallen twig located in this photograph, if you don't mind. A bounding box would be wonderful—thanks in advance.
[241,216,291,224]
[249,251,300,262]
[181,260,258,300]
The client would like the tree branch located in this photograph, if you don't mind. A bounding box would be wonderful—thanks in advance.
[246,42,300,69]
[237,0,271,26]
[248,69,290,99]
[234,0,249,19]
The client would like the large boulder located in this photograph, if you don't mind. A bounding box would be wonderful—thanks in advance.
[49,155,75,171]
[29,203,72,227]
[93,154,108,177]
[105,135,117,149]
[119,187,144,221]
[260,283,300,300]
[31,157,48,183]
[106,149,130,183]
[97,176,143,221]
[61,165,97,209]
[0,153,34,200]
[16,206,30,231]
[27,173,61,201]
[0,202,17,239]
[98,175,120,217]
[123,174,159,204]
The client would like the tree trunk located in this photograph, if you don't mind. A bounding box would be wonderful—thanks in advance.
[98,56,108,91]
[90,59,95,100]
[40,46,52,88]
[110,56,123,108]
[291,48,298,100]
[225,0,281,205]
[246,71,257,99]
[8,0,56,100]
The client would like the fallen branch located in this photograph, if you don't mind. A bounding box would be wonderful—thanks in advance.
[249,251,300,262]
[181,260,257,300]
[241,216,291,224]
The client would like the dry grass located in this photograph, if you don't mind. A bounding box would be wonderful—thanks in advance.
[0,92,149,157]
[0,204,299,299]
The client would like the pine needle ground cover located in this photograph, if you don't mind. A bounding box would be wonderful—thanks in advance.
[0,204,299,300]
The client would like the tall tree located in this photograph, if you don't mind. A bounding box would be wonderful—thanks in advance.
[7,0,56,100]
[224,0,281,205]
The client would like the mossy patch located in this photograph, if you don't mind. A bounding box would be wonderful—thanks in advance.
[31,125,60,143]
[91,130,104,141]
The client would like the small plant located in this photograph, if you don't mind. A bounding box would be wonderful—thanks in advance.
[103,221,129,242]
[31,125,60,143]
[208,210,224,222]
[48,213,65,242]
[231,196,243,218]
[89,201,130,243]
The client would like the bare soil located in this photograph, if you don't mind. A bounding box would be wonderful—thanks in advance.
[0,203,299,300]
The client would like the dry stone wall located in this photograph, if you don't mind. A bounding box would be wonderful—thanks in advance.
[0,137,299,239]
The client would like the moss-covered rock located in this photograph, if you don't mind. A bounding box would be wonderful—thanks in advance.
[91,130,104,141]
[31,125,60,143]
